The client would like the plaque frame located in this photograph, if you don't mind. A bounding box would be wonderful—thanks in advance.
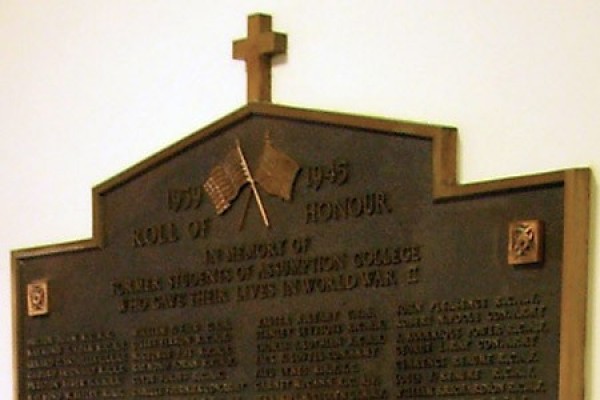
[12,102,590,399]
[11,13,591,400]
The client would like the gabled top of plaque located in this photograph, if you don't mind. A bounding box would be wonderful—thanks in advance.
[12,13,590,400]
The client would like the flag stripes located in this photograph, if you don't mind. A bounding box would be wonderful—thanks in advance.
[203,148,249,214]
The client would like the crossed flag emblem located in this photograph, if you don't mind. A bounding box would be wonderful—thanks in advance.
[203,134,300,228]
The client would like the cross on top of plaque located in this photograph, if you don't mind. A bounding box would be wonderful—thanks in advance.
[233,13,287,103]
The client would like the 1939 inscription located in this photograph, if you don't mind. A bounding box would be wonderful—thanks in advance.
[13,102,587,400]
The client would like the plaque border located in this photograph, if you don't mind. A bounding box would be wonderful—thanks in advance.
[11,102,590,400]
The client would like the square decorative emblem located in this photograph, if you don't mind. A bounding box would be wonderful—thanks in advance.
[508,220,544,265]
[27,281,49,317]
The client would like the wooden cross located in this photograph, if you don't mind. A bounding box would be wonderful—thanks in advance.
[233,14,287,103]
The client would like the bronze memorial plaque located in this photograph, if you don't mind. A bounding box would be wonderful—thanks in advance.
[13,14,589,400]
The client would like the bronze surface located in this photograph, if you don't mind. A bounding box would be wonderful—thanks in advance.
[12,103,589,399]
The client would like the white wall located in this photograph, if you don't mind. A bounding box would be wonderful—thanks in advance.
[1,1,598,397]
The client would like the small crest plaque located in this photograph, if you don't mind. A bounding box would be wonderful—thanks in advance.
[26,281,48,317]
[509,219,544,265]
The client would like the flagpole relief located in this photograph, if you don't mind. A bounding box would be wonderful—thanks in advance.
[236,139,270,228]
